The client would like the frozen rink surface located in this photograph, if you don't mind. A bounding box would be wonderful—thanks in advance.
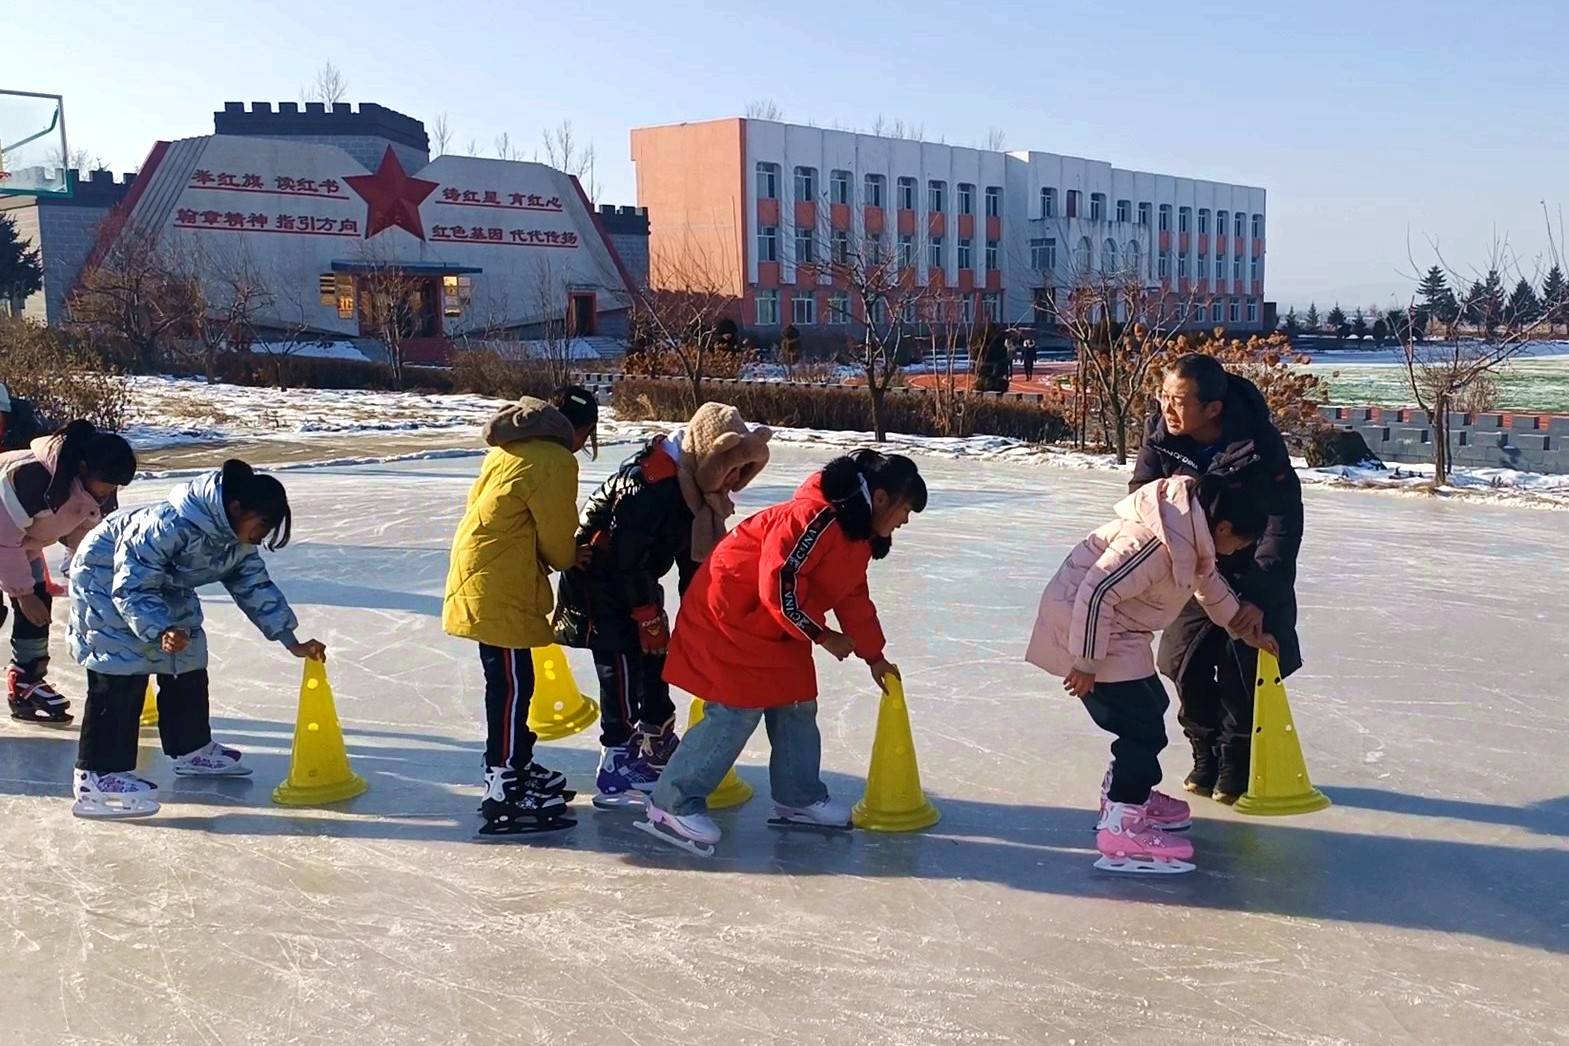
[2,443,1567,1045]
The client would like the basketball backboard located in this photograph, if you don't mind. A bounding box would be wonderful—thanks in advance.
[0,90,70,197]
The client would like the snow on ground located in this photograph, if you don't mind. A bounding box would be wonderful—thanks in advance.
[3,445,1566,1044]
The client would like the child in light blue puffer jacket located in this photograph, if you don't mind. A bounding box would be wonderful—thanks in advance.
[67,459,327,818]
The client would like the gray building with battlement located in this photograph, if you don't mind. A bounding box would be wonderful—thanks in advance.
[0,169,138,324]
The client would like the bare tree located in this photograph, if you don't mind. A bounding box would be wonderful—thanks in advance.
[632,236,743,411]
[304,61,349,105]
[982,127,1008,152]
[493,131,525,162]
[744,99,784,121]
[541,120,599,204]
[430,112,453,156]
[46,144,105,174]
[523,256,579,388]
[1396,236,1565,485]
[169,239,274,383]
[254,263,330,389]
[352,242,426,389]
[68,221,196,371]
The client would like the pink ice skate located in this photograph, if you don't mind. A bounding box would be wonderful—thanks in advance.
[1099,768,1191,831]
[1094,801,1195,874]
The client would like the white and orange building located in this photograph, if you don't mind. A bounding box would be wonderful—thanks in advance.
[631,117,1268,337]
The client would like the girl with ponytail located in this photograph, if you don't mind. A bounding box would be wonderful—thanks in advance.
[65,457,324,818]
[0,419,136,725]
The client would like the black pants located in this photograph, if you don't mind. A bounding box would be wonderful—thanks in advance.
[593,648,674,749]
[0,568,52,678]
[76,669,212,773]
[1022,357,1035,381]
[479,643,537,771]
[1175,625,1256,782]
[1080,675,1169,804]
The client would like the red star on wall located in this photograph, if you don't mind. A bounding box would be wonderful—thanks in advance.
[344,146,439,240]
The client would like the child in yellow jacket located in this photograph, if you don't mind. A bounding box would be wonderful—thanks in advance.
[444,386,596,835]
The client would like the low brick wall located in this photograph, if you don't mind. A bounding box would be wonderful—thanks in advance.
[1319,405,1569,474]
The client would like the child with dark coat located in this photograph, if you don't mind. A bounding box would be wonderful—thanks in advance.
[554,402,772,808]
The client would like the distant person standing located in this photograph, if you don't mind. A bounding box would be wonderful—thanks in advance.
[0,383,42,452]
[1021,338,1038,382]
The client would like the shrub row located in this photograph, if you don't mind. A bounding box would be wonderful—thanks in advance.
[613,377,1071,444]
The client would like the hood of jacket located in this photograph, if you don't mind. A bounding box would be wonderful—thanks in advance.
[169,470,239,544]
[1112,475,1216,592]
[482,397,575,451]
[794,471,830,507]
[1145,372,1290,472]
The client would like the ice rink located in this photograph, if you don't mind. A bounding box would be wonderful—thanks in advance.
[2,442,1566,1045]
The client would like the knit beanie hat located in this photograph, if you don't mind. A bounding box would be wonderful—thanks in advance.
[675,402,772,561]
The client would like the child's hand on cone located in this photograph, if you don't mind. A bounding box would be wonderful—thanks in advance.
[868,658,900,691]
[818,630,855,661]
[289,639,328,662]
[160,628,190,654]
[1063,668,1096,699]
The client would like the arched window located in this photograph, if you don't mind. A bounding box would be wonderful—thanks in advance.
[1126,240,1141,279]
[1074,236,1092,273]
[1102,239,1117,272]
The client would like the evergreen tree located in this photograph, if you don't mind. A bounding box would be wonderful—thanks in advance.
[1350,307,1369,342]
[1283,306,1300,335]
[1417,265,1456,323]
[1469,270,1505,335]
[1326,304,1346,328]
[0,214,44,314]
[1541,265,1567,333]
[1305,302,1320,331]
[1506,278,1540,331]
[1371,316,1389,348]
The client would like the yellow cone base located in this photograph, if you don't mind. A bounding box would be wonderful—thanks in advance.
[851,677,941,834]
[527,645,599,741]
[139,682,158,728]
[272,660,369,809]
[683,698,753,809]
[1234,650,1332,819]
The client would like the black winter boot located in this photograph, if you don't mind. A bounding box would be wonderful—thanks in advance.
[1213,743,1251,805]
[1183,735,1219,798]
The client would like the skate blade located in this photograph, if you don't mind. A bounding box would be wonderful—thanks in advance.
[592,792,648,811]
[1093,855,1195,874]
[9,710,74,728]
[767,817,853,833]
[72,798,160,819]
[632,817,715,858]
[476,816,577,838]
[172,765,253,777]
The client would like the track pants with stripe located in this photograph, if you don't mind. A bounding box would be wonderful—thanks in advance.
[478,644,537,770]
[592,649,674,749]
[1079,675,1169,804]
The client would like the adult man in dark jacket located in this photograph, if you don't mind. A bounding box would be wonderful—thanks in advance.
[1129,353,1304,803]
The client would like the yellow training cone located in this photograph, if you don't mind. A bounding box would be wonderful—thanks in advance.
[1235,650,1331,816]
[685,698,753,809]
[139,680,158,728]
[526,645,599,741]
[272,659,368,807]
[852,676,940,832]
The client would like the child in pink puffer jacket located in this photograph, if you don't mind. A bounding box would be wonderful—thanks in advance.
[1025,469,1275,874]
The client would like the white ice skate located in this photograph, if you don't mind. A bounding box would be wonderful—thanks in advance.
[634,802,720,858]
[768,796,853,832]
[72,769,160,819]
[1093,801,1195,874]
[172,741,252,777]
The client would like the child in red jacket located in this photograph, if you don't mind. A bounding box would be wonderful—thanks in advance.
[637,450,925,856]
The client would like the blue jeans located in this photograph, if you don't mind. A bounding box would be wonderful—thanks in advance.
[651,700,829,816]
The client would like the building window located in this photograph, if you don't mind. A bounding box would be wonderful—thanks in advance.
[898,233,914,268]
[1158,251,1171,279]
[1233,255,1243,281]
[957,237,972,270]
[982,292,1000,322]
[1033,286,1056,321]
[864,173,885,208]
[827,293,851,324]
[1116,199,1131,223]
[1211,301,1223,323]
[985,238,999,271]
[1065,190,1080,218]
[1090,193,1106,221]
[867,234,885,266]
[756,289,779,324]
[901,299,917,324]
[832,229,850,264]
[1229,300,1241,323]
[984,186,1002,217]
[794,227,814,264]
[830,169,851,205]
[1126,241,1140,277]
[957,182,974,216]
[756,162,779,200]
[1197,253,1207,282]
[1041,187,1057,218]
[441,275,472,318]
[897,176,916,210]
[1216,210,1228,239]
[793,294,817,325]
[758,225,779,262]
[1215,256,1225,281]
[793,165,817,200]
[1177,252,1189,279]
[1247,300,1259,324]
[1103,238,1117,272]
[1178,206,1191,234]
[1138,202,1151,226]
[928,179,946,213]
[1250,257,1260,283]
[1234,212,1246,238]
[928,236,944,270]
[1251,213,1263,239]
[1158,204,1172,232]
[959,296,974,324]
[869,298,888,325]
[1197,208,1210,235]
[1030,237,1056,270]
[1074,236,1092,272]
[330,274,355,318]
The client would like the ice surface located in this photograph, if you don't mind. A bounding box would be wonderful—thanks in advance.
[2,443,1567,1044]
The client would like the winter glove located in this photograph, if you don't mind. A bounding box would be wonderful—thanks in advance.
[631,604,670,655]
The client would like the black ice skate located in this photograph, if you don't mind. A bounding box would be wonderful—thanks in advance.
[476,768,575,837]
[7,668,73,727]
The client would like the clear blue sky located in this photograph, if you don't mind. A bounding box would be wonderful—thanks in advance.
[9,0,1569,310]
